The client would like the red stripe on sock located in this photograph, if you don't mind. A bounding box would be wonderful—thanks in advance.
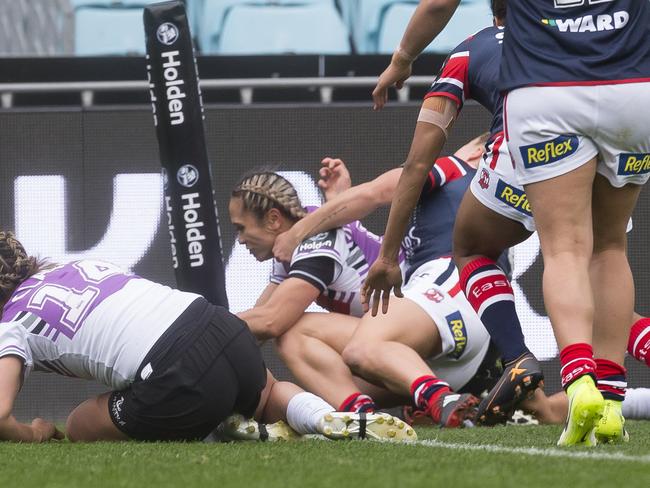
[459,257,496,292]
[560,343,596,389]
[628,317,650,366]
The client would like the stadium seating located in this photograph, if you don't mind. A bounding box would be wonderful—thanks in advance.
[74,6,146,55]
[215,3,351,55]
[199,0,338,54]
[376,0,493,54]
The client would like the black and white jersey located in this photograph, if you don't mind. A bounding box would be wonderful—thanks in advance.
[270,215,402,317]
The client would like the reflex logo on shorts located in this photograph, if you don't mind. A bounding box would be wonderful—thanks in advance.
[445,311,467,359]
[617,153,650,176]
[496,180,532,216]
[520,135,579,169]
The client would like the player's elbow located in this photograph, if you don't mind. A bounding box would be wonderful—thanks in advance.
[254,310,291,340]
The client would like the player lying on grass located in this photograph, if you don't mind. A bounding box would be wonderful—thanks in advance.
[232,137,499,427]
[0,231,410,442]
[273,155,650,427]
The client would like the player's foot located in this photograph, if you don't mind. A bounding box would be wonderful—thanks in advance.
[476,352,544,426]
[593,399,629,444]
[216,414,301,442]
[557,376,604,447]
[428,392,479,428]
[319,412,417,441]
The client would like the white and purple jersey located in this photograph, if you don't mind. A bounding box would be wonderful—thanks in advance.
[271,210,405,317]
[0,260,200,390]
[500,0,650,91]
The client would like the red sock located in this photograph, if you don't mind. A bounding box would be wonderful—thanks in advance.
[628,317,650,366]
[338,392,376,413]
[410,375,450,410]
[595,358,626,402]
[559,343,596,389]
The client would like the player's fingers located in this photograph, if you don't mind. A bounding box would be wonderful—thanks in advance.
[371,289,381,317]
[372,86,385,110]
[396,80,404,90]
[381,290,391,315]
[360,284,370,313]
[394,284,403,298]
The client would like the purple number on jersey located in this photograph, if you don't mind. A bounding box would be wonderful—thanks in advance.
[2,260,135,340]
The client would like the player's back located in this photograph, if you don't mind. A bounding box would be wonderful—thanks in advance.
[405,156,475,280]
[0,260,200,389]
[500,0,650,91]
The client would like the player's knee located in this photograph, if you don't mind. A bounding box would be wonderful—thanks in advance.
[342,341,373,374]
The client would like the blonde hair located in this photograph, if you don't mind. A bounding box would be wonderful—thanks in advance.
[232,171,306,222]
[0,231,51,311]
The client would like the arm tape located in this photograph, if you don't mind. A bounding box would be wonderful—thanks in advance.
[417,104,456,139]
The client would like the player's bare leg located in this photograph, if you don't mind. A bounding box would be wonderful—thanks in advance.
[524,158,602,446]
[276,312,365,409]
[589,174,641,443]
[453,190,543,424]
[66,392,129,442]
[342,297,478,427]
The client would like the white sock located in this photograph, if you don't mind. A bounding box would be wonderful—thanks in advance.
[622,387,650,419]
[286,392,335,435]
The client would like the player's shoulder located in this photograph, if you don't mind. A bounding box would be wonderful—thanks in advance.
[294,229,339,259]
[467,25,504,53]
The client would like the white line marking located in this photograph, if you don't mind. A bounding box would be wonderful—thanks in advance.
[411,439,650,463]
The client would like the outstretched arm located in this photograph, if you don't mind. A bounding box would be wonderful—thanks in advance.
[0,356,63,442]
[373,0,461,110]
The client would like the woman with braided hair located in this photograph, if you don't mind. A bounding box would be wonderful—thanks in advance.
[232,170,396,336]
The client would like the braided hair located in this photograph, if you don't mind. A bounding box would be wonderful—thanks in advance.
[232,171,306,223]
[0,231,50,311]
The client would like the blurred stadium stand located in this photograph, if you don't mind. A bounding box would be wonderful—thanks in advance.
[3,0,492,57]
[215,3,351,55]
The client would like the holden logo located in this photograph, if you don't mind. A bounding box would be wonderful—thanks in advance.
[157,22,179,45]
[177,164,199,187]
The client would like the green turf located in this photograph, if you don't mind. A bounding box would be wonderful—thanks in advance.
[1,422,649,488]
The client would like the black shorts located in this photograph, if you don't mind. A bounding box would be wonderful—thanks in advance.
[108,298,267,441]
[458,341,503,397]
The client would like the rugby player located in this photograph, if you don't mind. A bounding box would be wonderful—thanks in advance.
[0,232,402,442]
[269,136,495,427]
[274,154,650,428]
[368,0,650,446]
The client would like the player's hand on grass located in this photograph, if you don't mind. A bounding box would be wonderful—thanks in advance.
[372,52,414,110]
[273,229,302,263]
[31,418,64,442]
[361,257,403,316]
[319,157,351,200]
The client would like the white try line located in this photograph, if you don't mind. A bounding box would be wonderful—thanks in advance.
[412,439,650,463]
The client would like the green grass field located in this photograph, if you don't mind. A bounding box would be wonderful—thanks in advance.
[3,422,649,488]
